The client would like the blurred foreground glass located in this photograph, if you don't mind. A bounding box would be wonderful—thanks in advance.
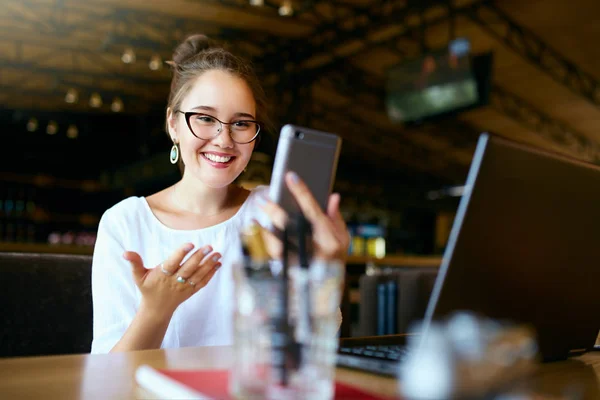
[229,260,344,400]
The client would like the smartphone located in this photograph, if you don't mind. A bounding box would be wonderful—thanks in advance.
[269,124,342,215]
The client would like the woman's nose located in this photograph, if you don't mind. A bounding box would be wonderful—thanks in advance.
[212,125,234,148]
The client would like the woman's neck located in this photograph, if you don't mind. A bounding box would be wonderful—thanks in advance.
[172,173,235,217]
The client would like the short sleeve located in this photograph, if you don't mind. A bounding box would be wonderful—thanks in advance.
[90,208,139,353]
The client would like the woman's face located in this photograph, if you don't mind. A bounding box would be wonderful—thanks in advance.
[168,69,257,188]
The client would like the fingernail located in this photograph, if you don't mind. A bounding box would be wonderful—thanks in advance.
[215,263,222,269]
[203,247,212,255]
[288,171,299,183]
[213,255,221,262]
[184,243,194,252]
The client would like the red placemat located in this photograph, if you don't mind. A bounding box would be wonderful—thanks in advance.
[154,368,397,399]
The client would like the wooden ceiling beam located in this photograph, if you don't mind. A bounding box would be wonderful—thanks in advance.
[0,59,168,86]
[490,86,600,163]
[0,88,149,115]
[81,0,314,36]
[0,0,291,71]
[286,0,485,76]
[466,1,600,109]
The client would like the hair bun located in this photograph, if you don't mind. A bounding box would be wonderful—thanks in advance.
[171,34,216,66]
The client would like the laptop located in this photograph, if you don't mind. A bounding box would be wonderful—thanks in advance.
[337,133,600,375]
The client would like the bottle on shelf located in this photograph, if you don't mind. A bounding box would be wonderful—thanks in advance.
[15,188,26,218]
[27,224,36,243]
[15,223,26,243]
[4,188,15,220]
[5,222,15,243]
[26,187,36,217]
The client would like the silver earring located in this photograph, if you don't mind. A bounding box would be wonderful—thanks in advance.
[170,143,179,164]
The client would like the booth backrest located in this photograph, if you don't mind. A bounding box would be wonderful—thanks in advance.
[0,252,93,358]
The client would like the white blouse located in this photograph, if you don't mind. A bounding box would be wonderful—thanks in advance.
[90,186,272,353]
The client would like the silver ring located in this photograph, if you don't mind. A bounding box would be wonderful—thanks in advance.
[188,280,196,287]
[160,263,174,276]
[176,276,187,284]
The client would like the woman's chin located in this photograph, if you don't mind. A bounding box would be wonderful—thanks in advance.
[194,169,241,188]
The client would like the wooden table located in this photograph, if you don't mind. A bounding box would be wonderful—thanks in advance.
[0,347,598,399]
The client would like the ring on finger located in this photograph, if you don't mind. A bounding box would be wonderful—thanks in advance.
[176,276,187,284]
[160,263,174,276]
[188,280,196,287]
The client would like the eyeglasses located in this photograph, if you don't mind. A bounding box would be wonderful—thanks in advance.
[176,111,261,144]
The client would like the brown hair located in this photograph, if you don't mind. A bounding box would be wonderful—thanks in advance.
[166,34,272,172]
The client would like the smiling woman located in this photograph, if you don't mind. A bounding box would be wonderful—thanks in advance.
[167,69,258,189]
[90,34,348,354]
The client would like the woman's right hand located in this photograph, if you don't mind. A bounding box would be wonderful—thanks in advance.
[122,243,222,320]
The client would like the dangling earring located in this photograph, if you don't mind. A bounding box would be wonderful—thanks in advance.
[170,142,179,164]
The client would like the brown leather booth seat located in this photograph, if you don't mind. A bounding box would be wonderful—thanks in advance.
[0,252,93,358]
[357,267,439,337]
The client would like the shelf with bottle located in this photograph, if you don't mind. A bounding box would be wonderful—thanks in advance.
[0,180,117,249]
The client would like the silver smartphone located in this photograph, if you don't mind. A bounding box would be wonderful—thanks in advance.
[269,124,342,215]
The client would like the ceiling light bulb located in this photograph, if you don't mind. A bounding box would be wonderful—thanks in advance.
[26,117,38,132]
[111,97,124,112]
[89,92,103,108]
[279,0,293,16]
[65,88,78,104]
[67,124,78,139]
[250,0,264,6]
[121,47,136,64]
[149,54,162,71]
[46,121,58,135]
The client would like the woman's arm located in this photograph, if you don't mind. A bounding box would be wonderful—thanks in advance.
[109,302,173,352]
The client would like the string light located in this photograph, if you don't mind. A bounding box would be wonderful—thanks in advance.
[65,88,78,104]
[111,97,124,112]
[67,124,79,139]
[46,121,58,135]
[89,92,103,108]
[26,117,38,132]
[149,54,163,71]
[279,0,293,16]
[121,47,136,64]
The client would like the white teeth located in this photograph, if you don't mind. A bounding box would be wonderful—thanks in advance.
[204,153,232,163]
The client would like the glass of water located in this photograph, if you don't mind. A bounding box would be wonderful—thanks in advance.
[229,259,344,400]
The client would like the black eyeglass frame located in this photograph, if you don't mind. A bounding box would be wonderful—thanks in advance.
[175,110,261,144]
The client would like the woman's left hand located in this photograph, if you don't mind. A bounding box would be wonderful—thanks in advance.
[260,171,350,262]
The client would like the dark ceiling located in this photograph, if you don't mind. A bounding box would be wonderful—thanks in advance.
[2,0,600,199]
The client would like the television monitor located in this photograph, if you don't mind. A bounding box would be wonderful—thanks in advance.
[386,40,493,124]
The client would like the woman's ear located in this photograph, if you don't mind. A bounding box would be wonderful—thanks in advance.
[166,107,178,142]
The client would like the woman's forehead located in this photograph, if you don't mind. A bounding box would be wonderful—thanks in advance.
[182,70,256,116]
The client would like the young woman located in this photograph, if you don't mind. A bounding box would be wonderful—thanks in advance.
[90,34,349,353]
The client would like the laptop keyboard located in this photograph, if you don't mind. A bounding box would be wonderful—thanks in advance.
[336,344,409,377]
